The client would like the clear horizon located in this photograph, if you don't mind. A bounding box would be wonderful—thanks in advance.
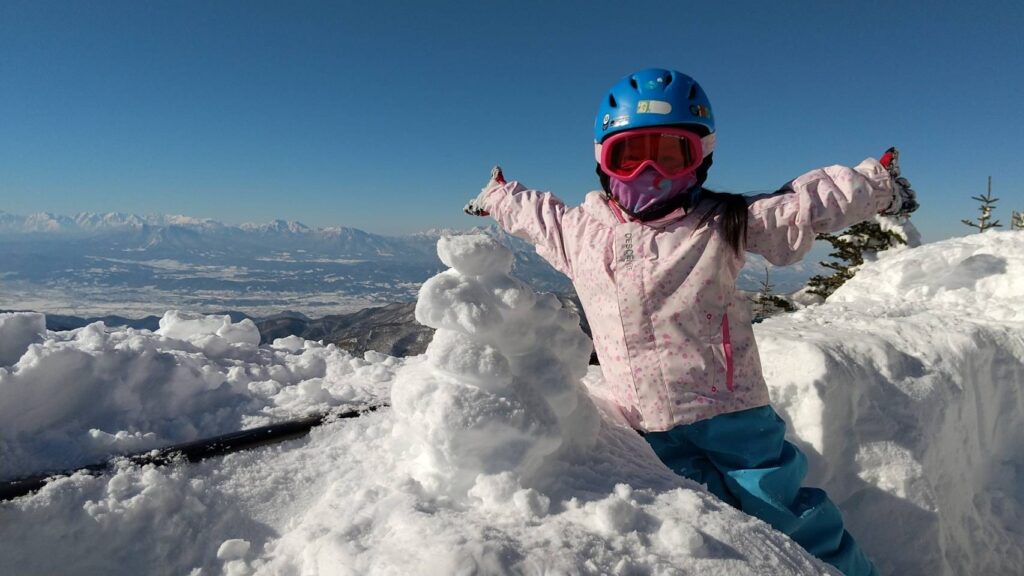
[2,1,1022,240]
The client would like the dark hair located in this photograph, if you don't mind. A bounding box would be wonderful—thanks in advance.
[695,189,748,256]
[596,152,748,255]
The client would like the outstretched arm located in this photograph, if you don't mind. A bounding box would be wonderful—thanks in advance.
[465,166,573,277]
[745,150,917,266]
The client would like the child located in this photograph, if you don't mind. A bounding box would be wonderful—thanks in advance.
[465,68,917,576]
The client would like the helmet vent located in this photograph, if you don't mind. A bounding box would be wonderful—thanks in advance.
[688,84,698,100]
[608,94,617,108]
[629,77,638,90]
[663,74,673,87]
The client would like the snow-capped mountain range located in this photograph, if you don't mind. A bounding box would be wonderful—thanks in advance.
[0,211,224,234]
[0,211,428,256]
[0,210,822,316]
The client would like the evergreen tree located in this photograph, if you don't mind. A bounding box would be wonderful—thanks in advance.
[962,176,1002,232]
[1012,210,1024,231]
[751,267,795,322]
[806,220,907,299]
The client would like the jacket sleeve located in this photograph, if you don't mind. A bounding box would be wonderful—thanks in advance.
[745,158,896,266]
[484,181,573,277]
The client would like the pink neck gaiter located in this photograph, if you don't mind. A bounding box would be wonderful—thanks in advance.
[609,168,699,218]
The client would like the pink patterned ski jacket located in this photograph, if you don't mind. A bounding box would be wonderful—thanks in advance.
[484,158,896,432]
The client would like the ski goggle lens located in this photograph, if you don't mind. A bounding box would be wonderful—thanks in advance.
[600,129,704,180]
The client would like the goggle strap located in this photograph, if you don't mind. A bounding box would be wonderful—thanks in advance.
[700,133,716,158]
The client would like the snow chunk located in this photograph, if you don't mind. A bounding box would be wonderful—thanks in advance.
[875,214,921,248]
[216,539,251,561]
[436,233,513,276]
[468,472,550,519]
[0,312,45,366]
[270,335,305,352]
[589,486,649,535]
[156,310,260,350]
[87,429,162,455]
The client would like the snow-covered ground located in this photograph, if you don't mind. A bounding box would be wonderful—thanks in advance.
[756,230,1024,575]
[1,231,1022,575]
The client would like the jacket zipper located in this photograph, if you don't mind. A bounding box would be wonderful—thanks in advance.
[607,198,628,224]
[722,313,735,392]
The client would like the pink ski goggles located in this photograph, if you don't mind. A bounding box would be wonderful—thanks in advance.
[596,127,716,181]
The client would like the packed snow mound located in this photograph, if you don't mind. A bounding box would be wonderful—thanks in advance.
[0,311,396,480]
[394,233,598,497]
[831,230,1022,320]
[754,231,1024,576]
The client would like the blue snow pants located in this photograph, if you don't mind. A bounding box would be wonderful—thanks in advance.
[644,405,878,576]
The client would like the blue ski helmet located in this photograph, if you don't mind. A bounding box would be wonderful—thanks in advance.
[594,68,715,144]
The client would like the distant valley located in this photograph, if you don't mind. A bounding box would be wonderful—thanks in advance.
[0,210,822,318]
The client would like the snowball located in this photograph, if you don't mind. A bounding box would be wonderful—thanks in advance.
[271,335,306,352]
[592,493,643,535]
[414,270,504,335]
[512,487,550,518]
[425,329,512,389]
[468,472,520,508]
[657,518,705,554]
[217,539,251,561]
[437,234,513,277]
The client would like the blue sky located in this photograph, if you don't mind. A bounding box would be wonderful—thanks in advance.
[1,0,1021,239]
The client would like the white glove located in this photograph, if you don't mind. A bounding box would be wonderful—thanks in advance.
[464,166,506,216]
[879,147,919,216]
